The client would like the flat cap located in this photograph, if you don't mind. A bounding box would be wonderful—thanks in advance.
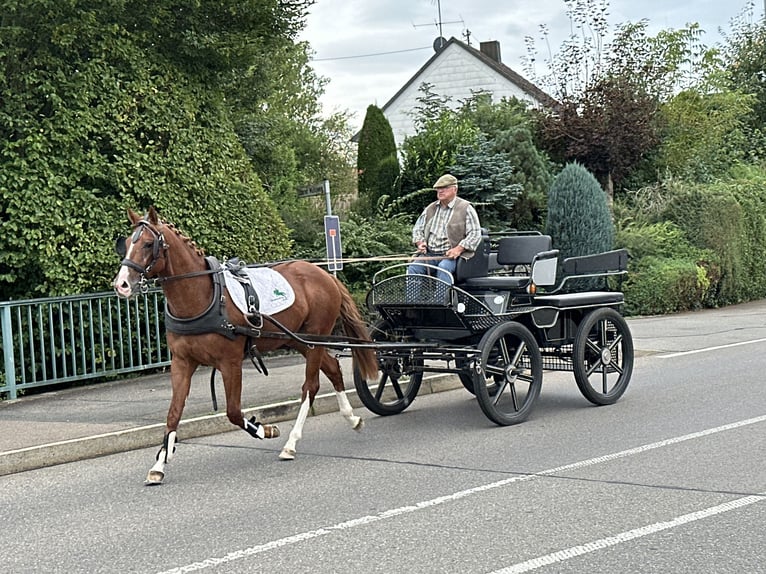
[433,173,458,188]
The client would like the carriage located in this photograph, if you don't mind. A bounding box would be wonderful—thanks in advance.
[352,231,633,426]
[115,208,633,483]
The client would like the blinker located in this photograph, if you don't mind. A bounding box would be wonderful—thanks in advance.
[115,237,127,258]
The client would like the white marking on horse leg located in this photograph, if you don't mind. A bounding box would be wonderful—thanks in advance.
[165,431,177,462]
[145,431,177,485]
[146,455,166,485]
[279,397,311,460]
[336,390,363,430]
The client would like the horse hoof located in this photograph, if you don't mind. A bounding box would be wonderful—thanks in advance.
[353,417,364,431]
[145,470,165,485]
[279,448,295,461]
[264,424,280,439]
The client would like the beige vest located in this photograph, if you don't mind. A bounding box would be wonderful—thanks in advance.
[422,196,475,259]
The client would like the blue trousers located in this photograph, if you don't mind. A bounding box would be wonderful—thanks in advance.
[407,254,456,284]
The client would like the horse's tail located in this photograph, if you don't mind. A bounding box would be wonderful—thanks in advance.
[334,277,379,380]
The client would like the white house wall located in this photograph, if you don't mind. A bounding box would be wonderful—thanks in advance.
[384,43,539,149]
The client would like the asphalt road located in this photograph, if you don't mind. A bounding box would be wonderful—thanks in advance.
[2,307,765,574]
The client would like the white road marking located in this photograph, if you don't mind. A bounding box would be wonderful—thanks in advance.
[658,337,766,358]
[156,414,766,574]
[488,493,766,574]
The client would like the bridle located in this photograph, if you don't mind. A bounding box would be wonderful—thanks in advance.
[118,219,168,277]
[117,218,218,293]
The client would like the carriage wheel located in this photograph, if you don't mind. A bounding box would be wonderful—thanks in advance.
[353,320,423,416]
[474,322,543,426]
[572,307,633,405]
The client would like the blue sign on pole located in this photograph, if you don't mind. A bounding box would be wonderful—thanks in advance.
[324,215,343,271]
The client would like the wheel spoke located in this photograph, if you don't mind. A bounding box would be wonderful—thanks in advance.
[516,372,535,384]
[509,339,526,367]
[485,364,505,377]
[585,338,601,356]
[373,374,389,401]
[390,377,405,400]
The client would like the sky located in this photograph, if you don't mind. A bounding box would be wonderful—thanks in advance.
[298,0,762,132]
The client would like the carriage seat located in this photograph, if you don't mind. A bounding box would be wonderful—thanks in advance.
[459,235,554,290]
[533,291,624,308]
[454,229,491,283]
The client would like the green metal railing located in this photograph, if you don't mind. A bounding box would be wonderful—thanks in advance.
[0,289,170,400]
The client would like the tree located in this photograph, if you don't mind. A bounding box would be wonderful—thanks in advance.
[356,105,398,216]
[448,136,521,230]
[396,86,480,215]
[527,3,719,197]
[545,163,614,266]
[459,95,554,230]
[721,7,766,161]
[537,74,660,198]
[0,0,312,298]
[651,89,755,182]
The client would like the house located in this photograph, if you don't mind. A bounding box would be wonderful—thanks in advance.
[380,37,554,148]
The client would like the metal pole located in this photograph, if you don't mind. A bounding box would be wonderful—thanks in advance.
[323,179,332,216]
[2,305,17,399]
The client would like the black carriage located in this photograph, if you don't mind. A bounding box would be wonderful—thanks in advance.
[353,232,633,426]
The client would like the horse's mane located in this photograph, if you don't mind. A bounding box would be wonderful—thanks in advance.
[164,221,205,257]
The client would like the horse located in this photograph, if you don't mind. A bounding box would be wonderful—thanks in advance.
[112,207,378,484]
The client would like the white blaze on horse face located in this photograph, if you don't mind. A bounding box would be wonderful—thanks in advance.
[113,236,138,298]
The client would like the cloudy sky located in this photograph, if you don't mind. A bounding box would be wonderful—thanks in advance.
[299,0,761,132]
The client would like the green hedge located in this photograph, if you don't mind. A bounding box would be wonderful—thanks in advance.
[617,170,766,315]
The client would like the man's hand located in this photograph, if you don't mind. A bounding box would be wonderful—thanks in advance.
[415,241,427,253]
[446,245,465,259]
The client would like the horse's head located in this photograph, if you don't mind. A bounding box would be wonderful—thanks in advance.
[113,206,169,298]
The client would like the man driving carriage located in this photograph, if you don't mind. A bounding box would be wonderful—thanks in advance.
[408,173,483,284]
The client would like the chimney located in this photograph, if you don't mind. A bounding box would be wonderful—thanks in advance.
[480,40,501,63]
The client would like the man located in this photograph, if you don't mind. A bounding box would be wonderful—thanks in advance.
[407,173,482,284]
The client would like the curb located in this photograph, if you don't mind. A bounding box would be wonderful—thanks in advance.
[0,375,461,476]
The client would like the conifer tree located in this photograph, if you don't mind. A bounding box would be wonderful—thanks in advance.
[545,163,614,261]
[356,105,398,215]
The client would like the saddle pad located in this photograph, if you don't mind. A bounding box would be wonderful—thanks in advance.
[223,267,295,316]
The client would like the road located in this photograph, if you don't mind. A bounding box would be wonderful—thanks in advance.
[2,307,766,574]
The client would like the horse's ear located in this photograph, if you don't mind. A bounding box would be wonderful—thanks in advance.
[148,206,159,224]
[127,208,141,224]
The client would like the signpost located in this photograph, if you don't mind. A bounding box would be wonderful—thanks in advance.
[300,179,342,273]
[324,215,343,272]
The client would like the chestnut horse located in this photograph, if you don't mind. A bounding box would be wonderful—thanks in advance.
[113,207,378,484]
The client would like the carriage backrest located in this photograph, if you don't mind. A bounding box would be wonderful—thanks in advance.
[454,229,490,282]
[496,235,552,267]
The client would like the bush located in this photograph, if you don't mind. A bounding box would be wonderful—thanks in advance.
[660,184,744,305]
[623,256,712,316]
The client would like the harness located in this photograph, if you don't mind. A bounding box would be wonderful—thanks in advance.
[164,256,262,340]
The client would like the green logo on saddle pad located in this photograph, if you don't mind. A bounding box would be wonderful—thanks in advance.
[272,288,287,300]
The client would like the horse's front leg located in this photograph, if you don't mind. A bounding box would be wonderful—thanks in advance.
[146,357,197,485]
[218,361,280,441]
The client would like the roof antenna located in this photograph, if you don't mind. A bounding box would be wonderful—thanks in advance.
[412,0,464,52]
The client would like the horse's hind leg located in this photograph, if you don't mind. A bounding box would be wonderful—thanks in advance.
[279,348,323,461]
[321,350,363,430]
